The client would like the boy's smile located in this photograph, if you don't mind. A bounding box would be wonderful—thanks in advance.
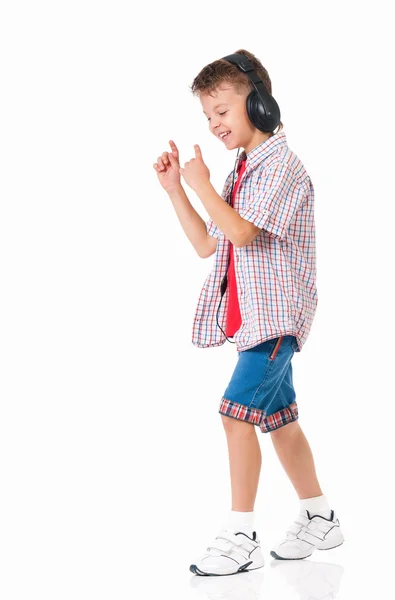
[200,84,273,154]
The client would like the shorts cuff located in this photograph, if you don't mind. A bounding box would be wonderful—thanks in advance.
[219,397,263,427]
[260,402,299,433]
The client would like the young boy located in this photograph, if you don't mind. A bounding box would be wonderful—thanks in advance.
[153,49,344,576]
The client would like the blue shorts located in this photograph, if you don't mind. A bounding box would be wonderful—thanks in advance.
[219,335,299,433]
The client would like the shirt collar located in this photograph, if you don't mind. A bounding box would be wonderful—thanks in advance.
[236,130,288,173]
[223,131,288,199]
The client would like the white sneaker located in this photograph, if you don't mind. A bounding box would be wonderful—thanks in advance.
[270,509,344,560]
[190,528,265,576]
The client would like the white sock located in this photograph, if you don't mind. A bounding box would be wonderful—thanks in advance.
[226,510,255,537]
[299,495,332,520]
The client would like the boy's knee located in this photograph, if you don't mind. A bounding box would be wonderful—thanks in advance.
[221,414,255,434]
[270,420,300,438]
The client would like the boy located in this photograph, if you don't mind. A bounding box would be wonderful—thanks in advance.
[153,49,344,576]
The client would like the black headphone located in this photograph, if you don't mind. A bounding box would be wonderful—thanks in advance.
[222,53,281,132]
[215,53,281,343]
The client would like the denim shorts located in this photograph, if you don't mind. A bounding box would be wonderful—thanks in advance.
[219,335,299,433]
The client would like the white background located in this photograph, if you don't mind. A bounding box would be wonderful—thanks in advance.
[0,1,394,598]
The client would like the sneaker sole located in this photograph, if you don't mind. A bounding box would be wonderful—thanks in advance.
[270,540,345,560]
[190,561,265,576]
[270,551,313,560]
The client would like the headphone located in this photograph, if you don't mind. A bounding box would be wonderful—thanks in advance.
[215,53,281,343]
[222,53,281,132]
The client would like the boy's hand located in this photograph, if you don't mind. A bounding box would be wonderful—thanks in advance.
[179,144,210,192]
[153,140,182,193]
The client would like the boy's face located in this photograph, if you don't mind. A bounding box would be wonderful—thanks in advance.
[200,83,272,154]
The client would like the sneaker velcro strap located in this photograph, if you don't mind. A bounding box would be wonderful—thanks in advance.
[298,527,325,543]
[218,529,245,546]
[223,530,246,546]
[286,519,306,537]
[207,539,234,553]
[207,529,244,553]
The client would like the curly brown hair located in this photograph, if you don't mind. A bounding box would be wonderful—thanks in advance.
[190,48,283,134]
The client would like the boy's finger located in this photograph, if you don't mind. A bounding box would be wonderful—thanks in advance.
[194,144,202,158]
[169,152,179,166]
[169,140,179,155]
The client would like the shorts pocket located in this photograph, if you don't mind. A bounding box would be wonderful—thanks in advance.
[269,336,284,361]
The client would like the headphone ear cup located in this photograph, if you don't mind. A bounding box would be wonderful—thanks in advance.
[246,90,263,130]
[246,89,281,132]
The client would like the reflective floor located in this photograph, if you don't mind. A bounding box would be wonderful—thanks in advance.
[189,558,344,599]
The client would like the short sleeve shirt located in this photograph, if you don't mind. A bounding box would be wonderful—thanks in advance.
[192,131,318,353]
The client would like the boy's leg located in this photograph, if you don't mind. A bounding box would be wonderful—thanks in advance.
[269,420,323,499]
[269,420,345,560]
[190,414,265,575]
[221,415,262,511]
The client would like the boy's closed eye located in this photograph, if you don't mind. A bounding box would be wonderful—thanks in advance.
[207,111,227,121]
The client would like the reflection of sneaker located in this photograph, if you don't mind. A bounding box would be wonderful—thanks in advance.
[270,510,344,560]
[270,559,345,600]
[190,529,265,576]
[190,570,265,600]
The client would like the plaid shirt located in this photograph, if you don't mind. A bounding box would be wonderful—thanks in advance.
[191,131,317,352]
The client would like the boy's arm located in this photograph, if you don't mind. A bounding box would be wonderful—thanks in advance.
[167,185,217,258]
[194,181,258,247]
[205,233,218,257]
[238,161,306,242]
[194,161,307,247]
